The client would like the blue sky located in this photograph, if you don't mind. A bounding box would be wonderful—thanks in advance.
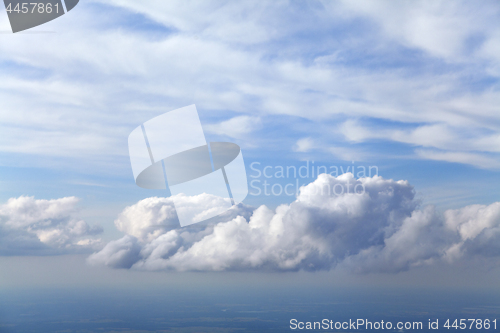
[1,0,500,292]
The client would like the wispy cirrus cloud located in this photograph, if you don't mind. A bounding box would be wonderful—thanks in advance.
[1,0,499,173]
[205,116,262,139]
[339,120,500,168]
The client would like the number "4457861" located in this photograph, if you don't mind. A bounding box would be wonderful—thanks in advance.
[6,2,59,14]
[444,319,497,330]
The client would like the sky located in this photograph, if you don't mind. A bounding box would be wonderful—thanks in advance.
[1,0,500,331]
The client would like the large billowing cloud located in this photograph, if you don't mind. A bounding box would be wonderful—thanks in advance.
[87,173,500,272]
[0,196,103,255]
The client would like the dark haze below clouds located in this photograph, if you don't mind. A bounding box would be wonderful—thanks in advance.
[0,286,498,333]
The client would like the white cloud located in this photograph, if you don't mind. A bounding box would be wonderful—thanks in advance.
[114,197,179,243]
[88,173,500,273]
[84,235,141,269]
[341,120,486,152]
[415,149,500,170]
[340,120,376,143]
[1,0,500,172]
[1,1,499,266]
[0,196,103,255]
[293,137,314,152]
[205,116,262,139]
[340,120,500,168]
[344,205,454,273]
[444,202,500,241]
[334,0,497,60]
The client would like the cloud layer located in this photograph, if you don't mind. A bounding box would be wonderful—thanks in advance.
[0,196,103,255]
[88,173,500,272]
[1,0,500,173]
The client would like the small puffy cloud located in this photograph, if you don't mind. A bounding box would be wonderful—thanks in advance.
[89,174,500,273]
[293,137,315,152]
[0,196,103,255]
[205,116,262,139]
[340,120,375,143]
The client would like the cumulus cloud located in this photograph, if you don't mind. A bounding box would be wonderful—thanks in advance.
[88,173,500,272]
[0,196,103,255]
